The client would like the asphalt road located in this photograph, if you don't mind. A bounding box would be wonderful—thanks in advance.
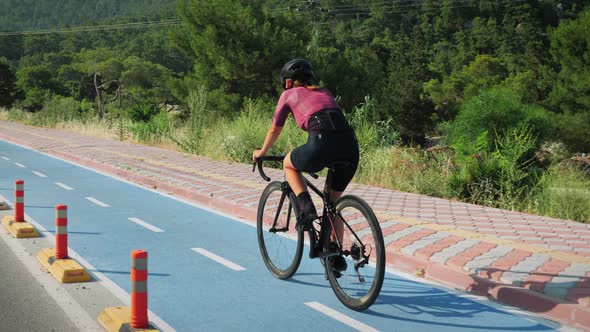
[0,231,78,332]
[0,139,574,332]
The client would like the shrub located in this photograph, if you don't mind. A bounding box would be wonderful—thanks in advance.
[447,125,542,210]
[127,110,173,144]
[171,86,215,154]
[446,87,552,156]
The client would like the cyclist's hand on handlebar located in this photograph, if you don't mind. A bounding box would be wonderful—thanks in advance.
[252,149,265,162]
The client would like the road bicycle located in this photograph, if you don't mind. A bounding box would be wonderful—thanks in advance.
[253,155,385,311]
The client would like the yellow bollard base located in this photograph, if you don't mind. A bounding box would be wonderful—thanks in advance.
[0,201,9,210]
[36,248,92,283]
[98,306,159,332]
[2,216,40,238]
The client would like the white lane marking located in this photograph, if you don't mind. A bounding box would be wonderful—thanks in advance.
[304,302,380,332]
[33,171,47,178]
[55,182,74,190]
[128,217,164,233]
[191,248,246,271]
[1,156,9,160]
[15,162,26,168]
[0,195,176,332]
[85,197,109,207]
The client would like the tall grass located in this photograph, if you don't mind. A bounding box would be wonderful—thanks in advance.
[355,146,453,197]
[201,98,305,162]
[527,164,590,223]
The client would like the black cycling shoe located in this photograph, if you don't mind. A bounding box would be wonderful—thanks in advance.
[295,192,317,231]
[331,255,348,272]
[295,211,317,231]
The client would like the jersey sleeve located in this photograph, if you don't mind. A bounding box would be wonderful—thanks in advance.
[272,91,290,127]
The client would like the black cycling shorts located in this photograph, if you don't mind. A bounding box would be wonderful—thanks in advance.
[290,110,359,192]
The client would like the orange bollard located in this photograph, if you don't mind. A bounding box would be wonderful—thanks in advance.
[55,205,68,259]
[14,180,24,222]
[130,250,148,329]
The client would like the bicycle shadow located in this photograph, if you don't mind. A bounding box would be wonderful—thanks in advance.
[363,276,555,331]
[290,273,556,331]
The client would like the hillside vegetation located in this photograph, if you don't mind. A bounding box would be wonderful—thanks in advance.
[0,0,588,222]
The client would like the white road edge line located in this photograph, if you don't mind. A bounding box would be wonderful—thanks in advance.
[304,302,380,332]
[0,195,176,332]
[0,219,102,331]
[33,171,47,178]
[128,217,164,233]
[85,197,109,207]
[55,182,74,190]
[1,156,9,160]
[15,162,26,168]
[191,248,246,271]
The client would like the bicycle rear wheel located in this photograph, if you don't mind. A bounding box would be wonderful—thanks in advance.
[257,181,304,279]
[324,195,385,311]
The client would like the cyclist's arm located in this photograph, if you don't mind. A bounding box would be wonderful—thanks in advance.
[253,124,283,160]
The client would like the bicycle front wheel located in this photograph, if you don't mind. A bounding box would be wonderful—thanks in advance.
[324,195,385,311]
[257,181,304,279]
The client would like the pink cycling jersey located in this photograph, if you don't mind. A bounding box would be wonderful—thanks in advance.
[272,87,339,131]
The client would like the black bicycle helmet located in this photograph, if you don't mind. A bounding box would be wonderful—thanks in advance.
[280,59,315,84]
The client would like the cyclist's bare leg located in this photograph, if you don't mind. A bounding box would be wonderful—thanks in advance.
[283,152,307,195]
[329,191,344,242]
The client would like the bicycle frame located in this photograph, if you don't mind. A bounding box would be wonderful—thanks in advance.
[254,156,368,263]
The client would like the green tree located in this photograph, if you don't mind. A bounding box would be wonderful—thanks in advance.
[174,0,309,112]
[15,64,61,111]
[379,33,433,145]
[0,58,17,107]
[548,8,590,152]
[120,56,172,103]
[424,55,508,120]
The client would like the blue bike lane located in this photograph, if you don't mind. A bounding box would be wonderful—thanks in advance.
[0,140,567,332]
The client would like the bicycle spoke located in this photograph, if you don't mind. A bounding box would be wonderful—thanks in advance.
[257,182,303,279]
[325,195,385,311]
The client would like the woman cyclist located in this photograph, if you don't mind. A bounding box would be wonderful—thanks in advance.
[252,59,359,272]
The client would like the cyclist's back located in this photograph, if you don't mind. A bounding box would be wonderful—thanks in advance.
[253,58,359,235]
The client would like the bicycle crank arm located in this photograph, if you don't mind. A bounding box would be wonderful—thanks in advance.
[269,227,288,233]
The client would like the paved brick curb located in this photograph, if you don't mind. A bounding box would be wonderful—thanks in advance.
[1,121,589,331]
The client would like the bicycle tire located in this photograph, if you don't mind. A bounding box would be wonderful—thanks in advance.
[257,181,304,279]
[324,195,385,311]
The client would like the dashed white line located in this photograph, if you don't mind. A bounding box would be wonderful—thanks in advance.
[128,217,164,233]
[55,182,74,190]
[15,162,26,168]
[190,248,246,271]
[1,156,9,160]
[33,171,47,178]
[304,302,379,332]
[85,197,109,207]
